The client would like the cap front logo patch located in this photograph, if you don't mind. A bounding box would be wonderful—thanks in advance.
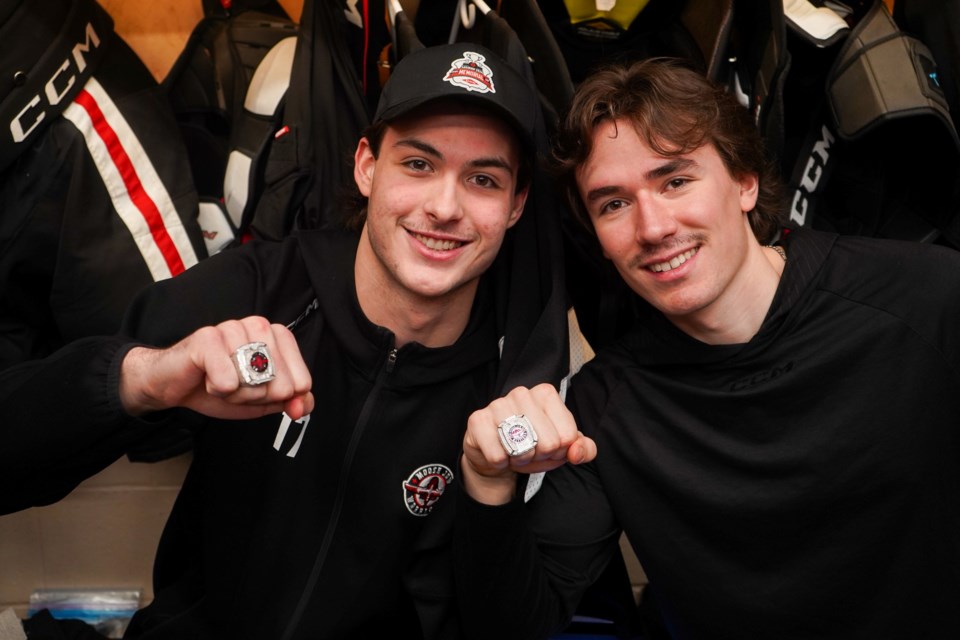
[443,52,496,94]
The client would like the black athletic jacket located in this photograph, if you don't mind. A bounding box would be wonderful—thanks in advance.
[121,230,499,638]
[0,227,562,639]
[457,228,960,639]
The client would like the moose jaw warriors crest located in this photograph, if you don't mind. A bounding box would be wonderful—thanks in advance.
[443,52,496,94]
[402,463,455,517]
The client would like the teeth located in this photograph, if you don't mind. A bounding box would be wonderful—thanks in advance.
[415,233,462,251]
[650,248,697,273]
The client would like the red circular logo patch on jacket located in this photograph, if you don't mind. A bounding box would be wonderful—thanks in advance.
[402,463,455,517]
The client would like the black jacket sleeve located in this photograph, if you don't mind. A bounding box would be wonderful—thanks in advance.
[0,336,178,513]
[453,459,622,640]
[0,236,309,512]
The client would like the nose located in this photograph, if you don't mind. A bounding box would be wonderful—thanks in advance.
[423,176,463,224]
[633,196,678,245]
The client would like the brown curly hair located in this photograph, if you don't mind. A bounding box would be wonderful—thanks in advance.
[553,57,785,244]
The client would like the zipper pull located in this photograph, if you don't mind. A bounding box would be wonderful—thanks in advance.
[385,348,398,373]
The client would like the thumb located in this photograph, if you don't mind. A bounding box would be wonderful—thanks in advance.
[567,433,597,465]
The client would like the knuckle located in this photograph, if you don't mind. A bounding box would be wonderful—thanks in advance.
[193,325,219,343]
[217,318,243,333]
[532,382,555,394]
[488,397,513,418]
[244,315,272,333]
[538,433,560,452]
[504,386,530,405]
[296,375,313,395]
[467,408,488,427]
[268,378,293,399]
[270,322,293,337]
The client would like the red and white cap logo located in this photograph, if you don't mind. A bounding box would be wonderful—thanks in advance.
[443,51,496,94]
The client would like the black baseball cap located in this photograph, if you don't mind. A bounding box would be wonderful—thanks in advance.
[373,43,539,151]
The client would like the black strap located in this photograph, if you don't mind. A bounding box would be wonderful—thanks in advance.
[255,0,369,235]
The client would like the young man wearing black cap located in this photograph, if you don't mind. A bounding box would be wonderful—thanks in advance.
[0,43,564,639]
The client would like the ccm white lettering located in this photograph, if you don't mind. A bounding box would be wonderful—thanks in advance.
[10,21,101,143]
[789,125,835,226]
[344,0,363,28]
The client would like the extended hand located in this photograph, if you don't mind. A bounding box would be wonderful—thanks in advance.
[119,316,313,421]
[461,383,596,505]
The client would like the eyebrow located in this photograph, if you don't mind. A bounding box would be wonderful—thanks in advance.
[583,157,698,203]
[394,137,441,158]
[393,137,514,173]
[646,157,696,180]
[584,185,622,204]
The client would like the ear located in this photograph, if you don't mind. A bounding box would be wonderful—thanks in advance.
[739,172,759,213]
[506,185,529,229]
[354,137,376,197]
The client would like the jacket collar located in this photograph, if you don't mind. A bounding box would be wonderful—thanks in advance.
[296,228,500,387]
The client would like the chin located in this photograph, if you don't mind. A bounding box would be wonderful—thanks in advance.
[649,291,709,317]
[405,278,456,299]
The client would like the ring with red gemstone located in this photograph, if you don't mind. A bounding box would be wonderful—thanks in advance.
[233,341,275,386]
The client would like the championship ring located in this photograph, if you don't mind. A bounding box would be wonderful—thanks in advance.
[233,341,275,386]
[497,414,538,457]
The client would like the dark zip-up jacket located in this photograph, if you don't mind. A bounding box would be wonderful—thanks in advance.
[129,229,504,639]
[1,229,508,638]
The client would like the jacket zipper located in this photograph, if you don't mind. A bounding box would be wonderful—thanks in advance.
[281,346,398,640]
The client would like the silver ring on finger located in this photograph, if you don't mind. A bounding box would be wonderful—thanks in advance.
[233,341,275,386]
[497,414,538,457]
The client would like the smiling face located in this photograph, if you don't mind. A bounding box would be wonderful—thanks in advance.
[352,102,527,343]
[577,118,773,342]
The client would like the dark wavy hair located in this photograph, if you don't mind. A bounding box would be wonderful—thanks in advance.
[340,120,388,231]
[553,57,785,244]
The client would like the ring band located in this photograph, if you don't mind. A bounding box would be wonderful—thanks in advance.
[233,342,275,386]
[497,414,538,457]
